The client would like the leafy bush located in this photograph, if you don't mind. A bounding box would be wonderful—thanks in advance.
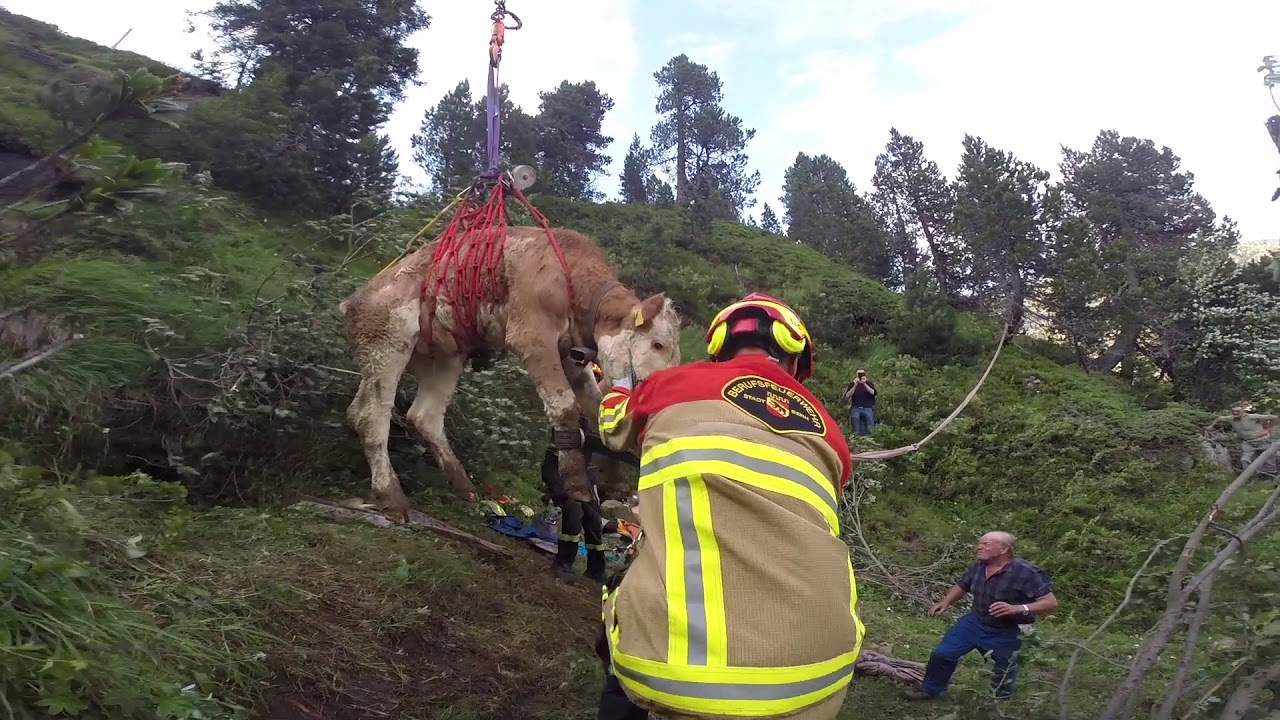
[888,269,985,364]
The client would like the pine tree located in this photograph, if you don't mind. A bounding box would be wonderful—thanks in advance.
[952,135,1057,332]
[196,0,430,209]
[760,203,781,234]
[871,128,965,295]
[619,134,651,204]
[1054,130,1237,374]
[411,80,479,195]
[783,152,891,281]
[650,54,759,216]
[534,80,615,200]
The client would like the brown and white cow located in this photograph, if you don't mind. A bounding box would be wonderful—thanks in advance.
[338,225,681,522]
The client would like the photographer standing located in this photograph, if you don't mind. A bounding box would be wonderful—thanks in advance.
[843,368,878,436]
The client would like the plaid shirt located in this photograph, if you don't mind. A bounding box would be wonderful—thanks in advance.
[958,557,1053,628]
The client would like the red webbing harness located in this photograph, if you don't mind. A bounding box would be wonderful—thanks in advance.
[418,178,575,351]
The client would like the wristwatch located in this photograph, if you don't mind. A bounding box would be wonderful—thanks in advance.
[1021,604,1030,615]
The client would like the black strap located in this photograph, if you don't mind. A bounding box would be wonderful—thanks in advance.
[583,280,623,351]
[551,426,584,450]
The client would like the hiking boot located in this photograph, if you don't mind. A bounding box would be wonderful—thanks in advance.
[585,549,608,584]
[552,560,577,584]
[903,688,940,701]
[552,540,579,585]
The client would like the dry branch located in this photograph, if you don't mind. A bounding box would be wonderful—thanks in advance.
[1153,572,1216,720]
[0,334,81,380]
[1098,441,1280,719]
[840,484,958,607]
[1219,661,1280,720]
[1058,535,1181,720]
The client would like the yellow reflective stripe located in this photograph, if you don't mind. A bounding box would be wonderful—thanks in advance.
[611,647,858,716]
[667,476,728,666]
[847,556,865,658]
[558,533,581,542]
[640,435,839,533]
[599,397,629,432]
[664,479,689,663]
[686,475,727,666]
[585,543,607,550]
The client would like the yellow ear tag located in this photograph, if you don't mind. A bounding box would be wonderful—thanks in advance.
[634,311,645,327]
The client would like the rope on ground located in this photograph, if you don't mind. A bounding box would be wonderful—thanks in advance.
[850,321,1011,463]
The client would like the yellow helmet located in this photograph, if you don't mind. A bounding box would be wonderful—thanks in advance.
[705,292,814,382]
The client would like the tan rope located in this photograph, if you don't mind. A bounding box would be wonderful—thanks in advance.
[850,322,1011,463]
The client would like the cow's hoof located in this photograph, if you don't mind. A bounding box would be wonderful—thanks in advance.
[377,493,412,525]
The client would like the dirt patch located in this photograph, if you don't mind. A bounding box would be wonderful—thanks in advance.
[238,518,603,720]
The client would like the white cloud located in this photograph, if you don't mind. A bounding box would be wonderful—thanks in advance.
[753,0,1280,242]
[665,32,733,71]
[3,0,640,195]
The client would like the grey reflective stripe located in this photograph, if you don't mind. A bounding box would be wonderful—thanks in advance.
[644,448,836,517]
[674,479,708,665]
[613,658,856,701]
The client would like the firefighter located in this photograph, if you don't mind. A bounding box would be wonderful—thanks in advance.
[593,292,864,720]
[542,362,610,584]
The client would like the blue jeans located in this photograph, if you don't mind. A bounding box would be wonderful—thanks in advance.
[851,407,875,436]
[920,613,1022,698]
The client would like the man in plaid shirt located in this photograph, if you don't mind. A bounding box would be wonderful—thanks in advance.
[906,531,1059,701]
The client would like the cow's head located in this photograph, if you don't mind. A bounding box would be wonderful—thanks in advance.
[597,292,681,387]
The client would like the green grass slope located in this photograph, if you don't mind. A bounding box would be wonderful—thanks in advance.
[1,12,1273,720]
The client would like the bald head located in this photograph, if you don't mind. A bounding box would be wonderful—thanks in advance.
[976,531,1016,564]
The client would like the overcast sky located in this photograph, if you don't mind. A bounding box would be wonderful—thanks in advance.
[7,0,1279,245]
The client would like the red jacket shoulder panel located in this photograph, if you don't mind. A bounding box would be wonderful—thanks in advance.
[631,356,853,489]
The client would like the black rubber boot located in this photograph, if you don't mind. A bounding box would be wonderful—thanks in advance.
[553,540,579,584]
[585,549,608,584]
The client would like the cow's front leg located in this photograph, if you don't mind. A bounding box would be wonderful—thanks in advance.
[510,330,592,503]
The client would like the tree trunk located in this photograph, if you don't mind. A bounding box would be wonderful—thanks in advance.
[1090,321,1141,373]
[913,208,957,299]
[1004,270,1026,336]
[674,106,688,207]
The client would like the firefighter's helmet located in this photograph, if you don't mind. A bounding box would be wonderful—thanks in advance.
[705,292,815,382]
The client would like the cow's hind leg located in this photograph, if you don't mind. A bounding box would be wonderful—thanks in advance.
[406,352,476,502]
[510,323,591,503]
[347,346,414,523]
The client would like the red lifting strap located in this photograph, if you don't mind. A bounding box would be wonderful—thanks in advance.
[419,179,574,352]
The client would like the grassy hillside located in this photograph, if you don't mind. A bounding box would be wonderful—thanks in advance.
[1,11,1275,720]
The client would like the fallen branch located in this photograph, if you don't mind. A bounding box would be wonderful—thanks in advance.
[0,334,81,380]
[840,484,957,607]
[1099,441,1280,719]
[1219,661,1280,720]
[1153,572,1216,720]
[1178,657,1250,720]
[1059,535,1181,720]
[291,495,514,560]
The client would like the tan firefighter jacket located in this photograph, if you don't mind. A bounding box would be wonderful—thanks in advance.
[597,354,864,719]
